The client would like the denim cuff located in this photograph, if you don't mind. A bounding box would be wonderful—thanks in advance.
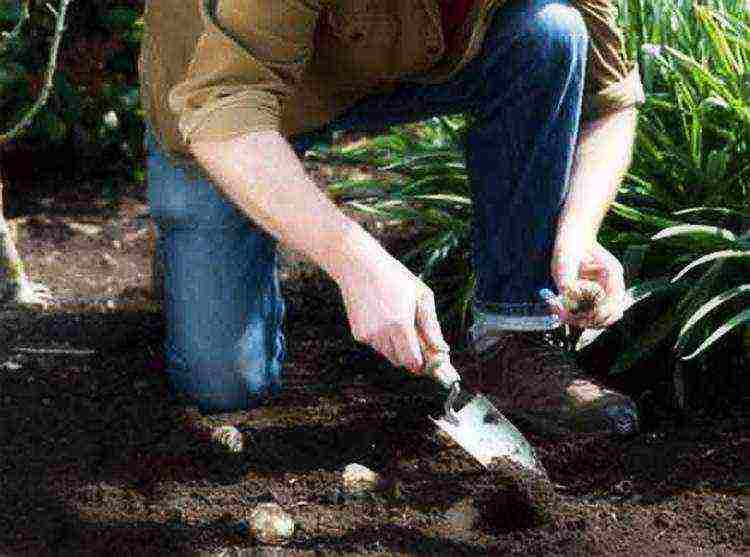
[468,300,561,353]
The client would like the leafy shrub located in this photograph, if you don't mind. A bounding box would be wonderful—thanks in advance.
[0,0,145,189]
[311,0,749,400]
[308,117,476,330]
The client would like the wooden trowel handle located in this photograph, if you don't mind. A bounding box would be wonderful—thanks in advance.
[417,335,461,390]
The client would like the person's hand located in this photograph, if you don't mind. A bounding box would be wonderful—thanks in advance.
[336,249,450,374]
[549,240,626,329]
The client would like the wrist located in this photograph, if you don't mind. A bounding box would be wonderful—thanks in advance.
[321,219,390,286]
[555,221,597,253]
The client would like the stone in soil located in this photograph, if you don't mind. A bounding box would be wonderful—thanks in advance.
[342,463,383,494]
[211,425,244,453]
[248,502,295,545]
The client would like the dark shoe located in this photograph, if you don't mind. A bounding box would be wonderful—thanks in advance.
[464,330,638,438]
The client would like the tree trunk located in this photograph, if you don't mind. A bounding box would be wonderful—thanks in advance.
[0,166,50,306]
[0,172,25,302]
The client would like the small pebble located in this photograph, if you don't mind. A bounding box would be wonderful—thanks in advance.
[101,253,118,268]
[342,463,382,494]
[211,426,244,453]
[248,502,295,545]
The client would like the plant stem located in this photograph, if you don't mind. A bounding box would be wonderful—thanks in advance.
[0,0,74,146]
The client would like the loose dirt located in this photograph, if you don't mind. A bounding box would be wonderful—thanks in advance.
[0,168,747,556]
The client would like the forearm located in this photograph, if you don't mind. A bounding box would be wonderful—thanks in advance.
[189,130,386,283]
[557,108,638,249]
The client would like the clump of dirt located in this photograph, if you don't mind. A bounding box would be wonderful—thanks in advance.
[477,456,558,531]
[565,279,604,315]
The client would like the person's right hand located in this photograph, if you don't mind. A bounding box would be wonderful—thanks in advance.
[336,248,450,375]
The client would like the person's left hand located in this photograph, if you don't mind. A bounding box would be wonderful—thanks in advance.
[549,240,627,329]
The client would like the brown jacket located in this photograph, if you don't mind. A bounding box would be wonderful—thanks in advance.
[139,0,645,162]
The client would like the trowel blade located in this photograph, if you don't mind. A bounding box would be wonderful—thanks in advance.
[431,394,544,473]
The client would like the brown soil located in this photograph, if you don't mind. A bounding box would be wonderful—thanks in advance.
[0,168,748,556]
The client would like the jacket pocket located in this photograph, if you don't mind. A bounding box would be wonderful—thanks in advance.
[316,0,411,82]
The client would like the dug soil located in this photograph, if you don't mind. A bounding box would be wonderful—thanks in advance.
[0,161,748,556]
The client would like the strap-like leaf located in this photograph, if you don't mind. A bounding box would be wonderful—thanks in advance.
[673,206,750,220]
[674,284,750,354]
[652,224,736,242]
[611,202,682,230]
[408,194,472,206]
[680,308,750,360]
[672,250,750,282]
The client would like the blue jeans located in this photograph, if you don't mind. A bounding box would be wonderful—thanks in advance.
[146,0,589,413]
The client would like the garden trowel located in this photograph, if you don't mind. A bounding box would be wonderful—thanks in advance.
[420,341,547,476]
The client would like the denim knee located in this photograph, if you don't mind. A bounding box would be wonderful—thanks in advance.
[526,0,589,63]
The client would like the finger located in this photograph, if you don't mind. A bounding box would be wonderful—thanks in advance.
[366,329,402,370]
[592,244,626,296]
[389,322,423,374]
[415,289,450,354]
[539,289,571,322]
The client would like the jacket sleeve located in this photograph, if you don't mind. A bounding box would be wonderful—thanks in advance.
[573,0,646,121]
[168,0,323,145]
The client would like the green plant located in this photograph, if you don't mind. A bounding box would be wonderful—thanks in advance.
[1,0,146,187]
[308,116,477,331]
[579,209,750,372]
[617,0,749,215]
[586,0,750,381]
[0,0,73,144]
[310,0,750,392]
[0,0,73,307]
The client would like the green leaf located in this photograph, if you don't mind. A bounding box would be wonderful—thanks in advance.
[328,178,391,198]
[699,96,730,112]
[663,45,735,102]
[652,224,736,243]
[694,5,742,77]
[101,7,140,31]
[419,230,460,280]
[610,304,679,375]
[674,284,750,354]
[408,194,472,206]
[705,150,730,183]
[680,308,750,360]
[576,278,678,352]
[672,250,750,282]
[610,202,682,230]
[628,276,684,306]
[400,174,469,196]
[0,2,22,24]
[673,206,750,221]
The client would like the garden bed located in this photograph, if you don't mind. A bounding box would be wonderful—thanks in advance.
[0,179,747,555]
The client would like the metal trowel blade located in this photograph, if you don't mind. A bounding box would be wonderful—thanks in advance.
[431,394,545,474]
